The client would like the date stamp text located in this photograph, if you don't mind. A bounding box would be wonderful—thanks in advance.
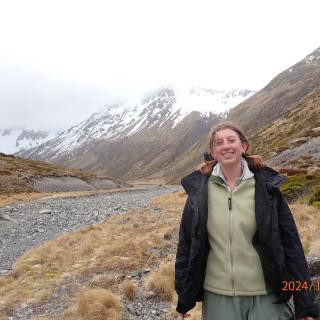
[282,280,320,291]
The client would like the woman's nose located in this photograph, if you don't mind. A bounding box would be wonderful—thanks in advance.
[222,141,231,148]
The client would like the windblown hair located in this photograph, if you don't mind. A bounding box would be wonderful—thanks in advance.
[199,121,265,175]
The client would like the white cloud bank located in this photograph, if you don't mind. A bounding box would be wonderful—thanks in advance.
[0,0,319,130]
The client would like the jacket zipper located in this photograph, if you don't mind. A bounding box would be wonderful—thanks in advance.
[228,192,235,295]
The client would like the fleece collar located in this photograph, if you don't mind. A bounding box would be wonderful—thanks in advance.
[210,158,254,187]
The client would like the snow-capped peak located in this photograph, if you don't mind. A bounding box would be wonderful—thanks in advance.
[18,85,255,159]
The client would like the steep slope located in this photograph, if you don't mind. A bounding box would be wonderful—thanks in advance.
[228,47,320,134]
[19,86,254,179]
[248,88,320,169]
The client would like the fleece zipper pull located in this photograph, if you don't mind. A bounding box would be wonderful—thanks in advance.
[228,196,232,210]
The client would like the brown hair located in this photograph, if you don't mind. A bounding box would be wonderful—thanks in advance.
[199,121,265,174]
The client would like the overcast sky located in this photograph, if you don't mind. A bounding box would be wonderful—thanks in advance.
[0,0,319,131]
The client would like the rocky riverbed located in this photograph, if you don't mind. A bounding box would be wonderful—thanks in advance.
[0,185,181,274]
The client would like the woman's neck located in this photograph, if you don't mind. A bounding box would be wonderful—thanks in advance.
[220,161,242,189]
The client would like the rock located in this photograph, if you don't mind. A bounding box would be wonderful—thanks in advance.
[289,137,309,147]
[132,271,143,278]
[307,257,320,277]
[143,290,156,298]
[163,233,172,240]
[39,209,52,214]
[0,213,18,224]
[0,269,10,275]
[143,267,151,273]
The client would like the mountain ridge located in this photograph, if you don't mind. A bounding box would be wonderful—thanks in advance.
[18,86,254,179]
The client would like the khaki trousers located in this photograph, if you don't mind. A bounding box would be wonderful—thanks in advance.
[202,291,294,320]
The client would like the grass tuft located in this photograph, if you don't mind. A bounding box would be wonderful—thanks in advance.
[146,262,175,302]
[122,279,138,300]
[76,288,121,320]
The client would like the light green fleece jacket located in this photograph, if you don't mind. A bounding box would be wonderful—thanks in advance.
[204,158,268,296]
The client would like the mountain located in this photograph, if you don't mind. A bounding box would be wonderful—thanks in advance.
[224,47,320,169]
[18,86,255,179]
[0,128,58,154]
[228,47,320,134]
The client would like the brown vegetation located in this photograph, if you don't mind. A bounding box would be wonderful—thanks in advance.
[76,288,121,320]
[248,88,320,163]
[121,280,138,300]
[0,153,126,198]
[146,262,175,302]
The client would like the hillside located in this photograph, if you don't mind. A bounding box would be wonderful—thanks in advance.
[249,88,320,168]
[0,153,128,196]
[228,47,320,134]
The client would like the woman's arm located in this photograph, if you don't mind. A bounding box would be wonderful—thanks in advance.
[175,197,193,314]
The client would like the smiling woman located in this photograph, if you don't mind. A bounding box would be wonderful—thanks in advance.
[175,121,319,320]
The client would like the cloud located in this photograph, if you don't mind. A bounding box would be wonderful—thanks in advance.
[0,0,319,131]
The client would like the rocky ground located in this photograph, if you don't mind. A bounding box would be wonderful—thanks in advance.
[0,185,182,320]
[0,185,180,274]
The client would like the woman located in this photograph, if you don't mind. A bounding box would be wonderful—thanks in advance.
[175,122,319,320]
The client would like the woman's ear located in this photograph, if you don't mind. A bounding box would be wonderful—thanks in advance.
[242,142,249,154]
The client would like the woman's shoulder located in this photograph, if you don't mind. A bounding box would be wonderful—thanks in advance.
[254,165,287,188]
[181,170,209,195]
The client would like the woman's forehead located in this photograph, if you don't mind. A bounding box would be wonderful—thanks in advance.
[214,129,238,139]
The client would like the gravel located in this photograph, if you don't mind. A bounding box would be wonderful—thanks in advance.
[0,185,181,273]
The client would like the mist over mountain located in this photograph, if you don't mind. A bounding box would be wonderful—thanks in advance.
[0,128,58,154]
[17,86,254,179]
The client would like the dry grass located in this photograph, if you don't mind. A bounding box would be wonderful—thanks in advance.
[290,203,320,256]
[77,288,121,320]
[0,190,318,320]
[146,262,175,302]
[121,280,137,300]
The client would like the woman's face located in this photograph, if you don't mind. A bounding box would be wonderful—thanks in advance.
[211,128,248,168]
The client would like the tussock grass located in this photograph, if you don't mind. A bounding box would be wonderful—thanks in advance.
[290,203,320,256]
[146,262,175,302]
[77,288,121,320]
[121,280,137,300]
